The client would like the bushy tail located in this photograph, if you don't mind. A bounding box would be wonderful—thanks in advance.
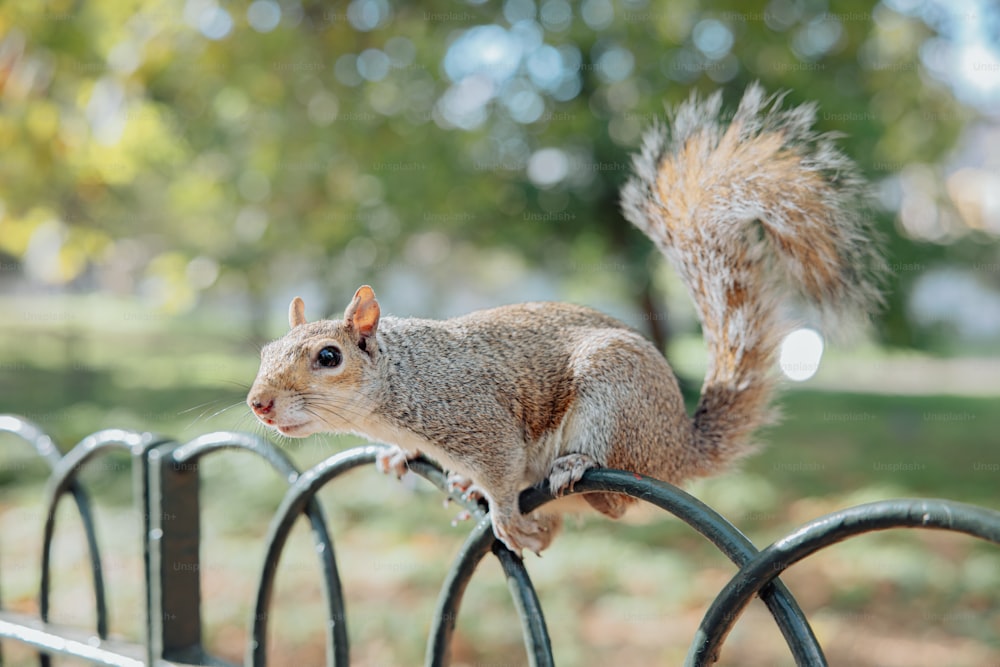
[621,83,884,473]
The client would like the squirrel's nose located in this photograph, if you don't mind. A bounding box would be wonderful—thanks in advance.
[250,397,274,415]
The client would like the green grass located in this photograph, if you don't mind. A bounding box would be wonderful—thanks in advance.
[750,390,1000,507]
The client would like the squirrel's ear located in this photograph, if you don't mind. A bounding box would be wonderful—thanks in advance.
[344,285,380,348]
[289,297,307,329]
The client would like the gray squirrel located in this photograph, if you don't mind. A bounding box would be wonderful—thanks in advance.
[247,84,883,556]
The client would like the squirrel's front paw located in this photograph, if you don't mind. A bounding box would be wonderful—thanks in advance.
[548,453,598,496]
[446,473,486,502]
[492,511,562,557]
[375,445,418,478]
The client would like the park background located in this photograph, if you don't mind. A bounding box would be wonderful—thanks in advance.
[1,0,999,664]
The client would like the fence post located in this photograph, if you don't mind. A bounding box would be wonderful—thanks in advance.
[145,442,203,664]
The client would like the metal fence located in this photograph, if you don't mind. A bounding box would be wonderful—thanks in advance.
[1,413,999,666]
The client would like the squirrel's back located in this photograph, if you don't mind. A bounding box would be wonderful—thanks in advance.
[377,301,675,432]
[375,300,692,487]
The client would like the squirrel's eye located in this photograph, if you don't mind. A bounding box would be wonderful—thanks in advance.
[316,346,343,368]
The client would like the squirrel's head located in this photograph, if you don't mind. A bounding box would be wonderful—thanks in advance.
[247,285,381,438]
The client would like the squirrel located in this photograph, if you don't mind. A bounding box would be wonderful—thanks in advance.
[247,84,883,556]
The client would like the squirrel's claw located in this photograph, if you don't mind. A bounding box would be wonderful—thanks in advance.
[450,509,473,527]
[547,453,599,497]
[446,472,472,493]
[447,473,487,503]
[375,445,418,479]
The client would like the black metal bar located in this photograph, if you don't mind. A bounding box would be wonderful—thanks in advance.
[0,416,64,466]
[327,455,550,667]
[0,611,146,667]
[236,445,494,667]
[173,432,306,484]
[363,454,555,667]
[0,416,112,666]
[517,469,827,667]
[242,445,387,667]
[688,498,1000,666]
[39,431,166,610]
[425,517,495,667]
[492,542,554,667]
[38,428,167,667]
[172,432,352,667]
[406,456,555,667]
[6,417,999,667]
[0,415,64,667]
[146,442,205,663]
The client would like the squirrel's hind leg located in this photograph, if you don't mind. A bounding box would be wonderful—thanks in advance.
[548,453,598,495]
[548,453,634,519]
[549,454,635,519]
[476,449,563,555]
[580,491,634,519]
[490,503,562,556]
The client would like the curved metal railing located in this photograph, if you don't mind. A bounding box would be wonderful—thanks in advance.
[1,414,998,666]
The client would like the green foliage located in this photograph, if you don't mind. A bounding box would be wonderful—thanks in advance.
[0,0,993,347]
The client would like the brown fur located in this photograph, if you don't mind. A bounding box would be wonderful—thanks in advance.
[248,84,883,555]
[623,83,883,468]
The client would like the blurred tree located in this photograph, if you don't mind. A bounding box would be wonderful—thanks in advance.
[0,0,995,347]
